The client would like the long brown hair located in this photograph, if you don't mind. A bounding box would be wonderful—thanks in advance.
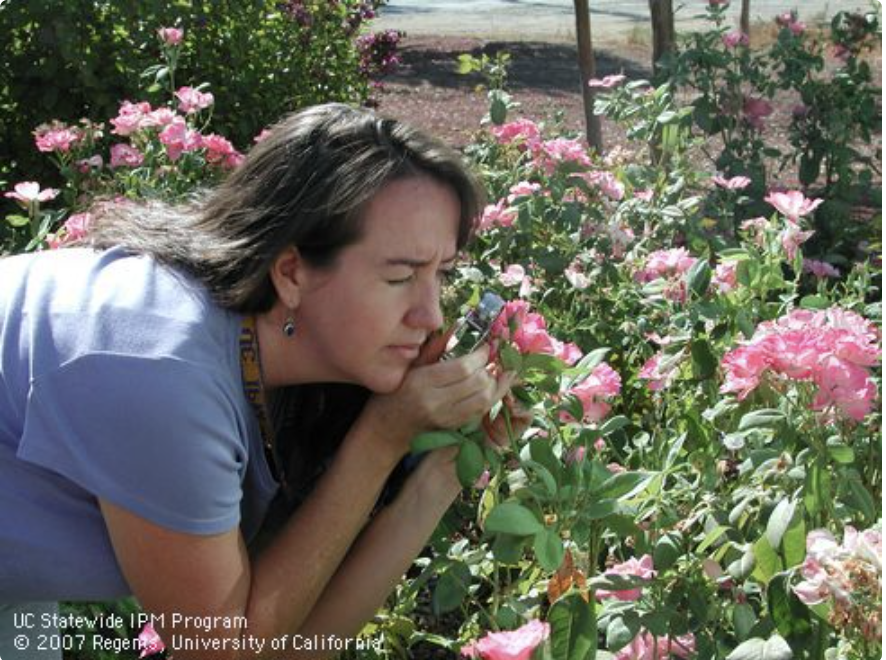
[88,103,484,313]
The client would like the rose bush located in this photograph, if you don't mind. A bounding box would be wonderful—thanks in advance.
[3,10,880,660]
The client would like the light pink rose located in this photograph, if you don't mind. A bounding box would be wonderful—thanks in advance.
[138,624,165,658]
[712,174,751,190]
[477,199,518,232]
[34,125,81,153]
[779,220,815,261]
[491,119,541,148]
[597,555,656,601]
[462,619,550,660]
[159,117,203,161]
[722,32,750,48]
[499,264,526,288]
[5,181,60,205]
[588,74,627,89]
[109,143,145,169]
[765,190,824,222]
[561,363,621,423]
[110,101,153,136]
[175,86,215,114]
[803,259,840,279]
[157,27,184,45]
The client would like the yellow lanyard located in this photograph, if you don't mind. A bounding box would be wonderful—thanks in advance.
[239,315,290,498]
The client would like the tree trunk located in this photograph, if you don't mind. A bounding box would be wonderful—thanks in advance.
[740,0,751,37]
[573,0,603,152]
[648,0,675,79]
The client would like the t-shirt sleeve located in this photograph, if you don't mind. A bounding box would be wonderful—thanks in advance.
[17,353,247,535]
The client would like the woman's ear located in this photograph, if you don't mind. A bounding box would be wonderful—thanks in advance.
[268,246,306,309]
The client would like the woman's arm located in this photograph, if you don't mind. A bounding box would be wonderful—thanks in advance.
[100,347,508,660]
[293,446,462,656]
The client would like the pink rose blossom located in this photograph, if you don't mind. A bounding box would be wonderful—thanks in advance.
[48,212,93,249]
[138,623,165,658]
[638,351,682,391]
[742,96,774,130]
[722,32,750,48]
[175,86,215,115]
[491,300,583,366]
[34,125,81,153]
[110,101,153,136]
[588,74,626,89]
[507,180,541,203]
[142,107,178,129]
[634,189,654,201]
[564,262,591,290]
[765,190,824,222]
[561,363,621,423]
[712,174,751,190]
[614,631,696,660]
[597,555,656,601]
[803,259,840,279]
[477,199,518,232]
[159,117,203,161]
[461,619,550,660]
[202,133,242,169]
[5,181,60,206]
[157,27,184,45]
[109,143,145,169]
[712,261,738,293]
[499,264,526,288]
[533,138,593,175]
[491,119,541,148]
[779,220,815,261]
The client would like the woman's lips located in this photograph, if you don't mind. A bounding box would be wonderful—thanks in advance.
[389,344,422,360]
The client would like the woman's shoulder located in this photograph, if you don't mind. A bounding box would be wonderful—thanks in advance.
[3,246,241,381]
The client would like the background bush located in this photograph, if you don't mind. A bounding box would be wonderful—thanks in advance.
[0,0,384,188]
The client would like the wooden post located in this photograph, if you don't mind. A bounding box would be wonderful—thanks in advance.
[573,0,603,152]
[648,0,675,80]
[740,0,751,37]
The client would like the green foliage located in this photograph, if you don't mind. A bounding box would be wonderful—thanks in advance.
[0,0,383,188]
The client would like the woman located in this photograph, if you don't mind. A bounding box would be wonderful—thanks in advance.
[0,103,514,659]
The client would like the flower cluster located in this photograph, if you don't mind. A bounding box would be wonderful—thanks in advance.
[794,526,881,644]
[720,307,880,421]
[356,29,402,83]
[491,300,582,366]
[4,181,59,207]
[461,619,550,660]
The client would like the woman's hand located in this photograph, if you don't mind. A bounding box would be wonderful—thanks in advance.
[482,391,534,448]
[360,333,515,461]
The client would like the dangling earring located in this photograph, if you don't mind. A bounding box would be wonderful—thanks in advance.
[282,312,296,337]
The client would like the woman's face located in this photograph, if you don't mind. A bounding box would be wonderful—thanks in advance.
[293,175,461,393]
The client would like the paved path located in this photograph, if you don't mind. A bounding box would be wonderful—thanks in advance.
[375,0,872,42]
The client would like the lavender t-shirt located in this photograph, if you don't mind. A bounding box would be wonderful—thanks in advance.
[0,247,279,602]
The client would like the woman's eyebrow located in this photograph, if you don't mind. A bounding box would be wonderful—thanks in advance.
[384,254,458,268]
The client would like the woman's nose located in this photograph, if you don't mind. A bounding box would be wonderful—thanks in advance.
[406,286,444,331]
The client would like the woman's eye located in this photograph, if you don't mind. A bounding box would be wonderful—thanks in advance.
[387,273,415,285]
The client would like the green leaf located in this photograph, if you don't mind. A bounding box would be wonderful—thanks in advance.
[411,431,463,454]
[485,502,543,536]
[606,615,639,652]
[490,96,508,125]
[549,593,596,660]
[456,441,486,488]
[697,525,730,554]
[752,536,782,585]
[5,214,30,228]
[826,443,855,464]
[739,409,785,431]
[534,528,565,572]
[765,498,797,551]
[846,477,877,522]
[686,260,712,297]
[523,459,558,498]
[491,534,527,564]
[733,604,756,641]
[719,248,752,261]
[653,533,682,571]
[782,510,807,568]
[529,437,564,482]
[727,548,756,580]
[599,415,630,436]
[691,340,717,380]
[769,573,812,640]
[799,295,829,310]
[592,471,653,501]
[455,53,477,74]
[585,499,620,520]
[432,562,471,615]
[726,636,793,660]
